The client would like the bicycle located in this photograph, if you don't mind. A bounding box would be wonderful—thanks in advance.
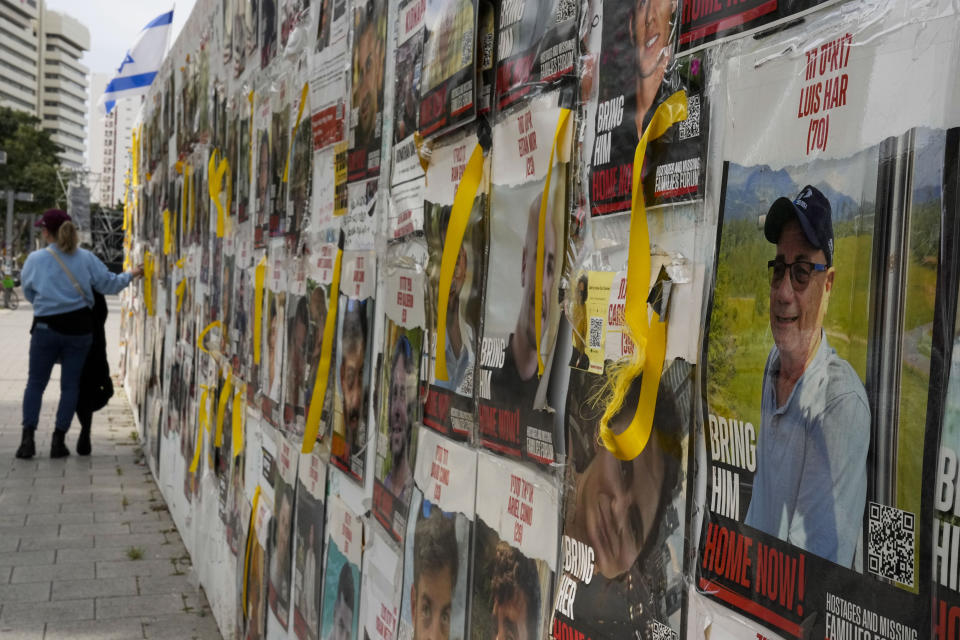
[3,289,18,310]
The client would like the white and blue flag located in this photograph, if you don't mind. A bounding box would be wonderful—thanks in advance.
[102,10,174,114]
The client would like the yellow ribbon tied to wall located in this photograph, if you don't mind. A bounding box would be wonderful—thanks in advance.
[253,256,267,365]
[242,485,262,618]
[302,234,344,454]
[233,383,246,459]
[208,149,231,238]
[534,108,571,376]
[190,386,211,474]
[598,91,687,461]
[215,368,234,448]
[435,144,484,381]
[143,251,154,317]
[162,209,172,255]
[197,320,223,355]
[175,278,187,314]
[283,82,310,183]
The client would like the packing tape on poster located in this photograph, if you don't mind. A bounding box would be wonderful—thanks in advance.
[534,108,571,376]
[163,209,172,255]
[209,149,231,238]
[283,82,310,183]
[599,91,686,461]
[233,383,246,459]
[242,484,262,618]
[435,143,484,381]
[144,251,154,317]
[197,321,222,355]
[254,256,267,365]
[175,278,186,314]
[248,91,256,180]
[190,386,210,474]
[215,369,234,448]
[302,231,344,454]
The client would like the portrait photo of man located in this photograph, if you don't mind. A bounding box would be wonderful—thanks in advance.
[490,542,540,640]
[410,508,459,640]
[384,334,415,499]
[334,298,369,477]
[744,185,870,566]
[434,206,475,397]
[350,0,386,157]
[328,564,355,640]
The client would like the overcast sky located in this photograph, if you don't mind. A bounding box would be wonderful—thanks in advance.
[45,0,197,77]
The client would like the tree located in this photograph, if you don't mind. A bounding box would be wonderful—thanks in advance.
[0,107,63,215]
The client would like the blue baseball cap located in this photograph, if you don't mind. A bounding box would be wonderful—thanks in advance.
[764,185,834,267]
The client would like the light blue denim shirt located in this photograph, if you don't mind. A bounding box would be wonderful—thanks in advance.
[745,332,870,566]
[21,246,133,317]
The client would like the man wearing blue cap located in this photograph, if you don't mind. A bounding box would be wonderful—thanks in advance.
[744,185,869,567]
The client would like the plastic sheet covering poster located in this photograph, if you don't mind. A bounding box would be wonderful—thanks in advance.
[260,250,287,427]
[269,83,292,239]
[321,495,363,640]
[393,0,426,186]
[281,0,312,47]
[398,428,477,640]
[331,251,377,482]
[583,0,681,216]
[288,112,314,252]
[472,451,559,640]
[552,359,694,640]
[303,230,341,452]
[476,0,495,118]
[245,496,272,640]
[677,0,831,52]
[422,131,488,441]
[293,451,327,640]
[311,0,349,151]
[388,177,426,240]
[260,0,279,69]
[360,526,403,640]
[373,265,426,540]
[284,259,310,437]
[477,92,571,465]
[418,0,477,138]
[695,4,960,637]
[347,0,387,182]
[494,0,576,110]
[268,434,298,629]
[254,91,273,247]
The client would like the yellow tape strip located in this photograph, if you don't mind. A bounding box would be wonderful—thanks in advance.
[197,321,222,355]
[144,251,154,317]
[175,278,186,314]
[242,485,262,619]
[598,91,687,461]
[534,108,571,376]
[215,369,234,448]
[283,82,309,183]
[233,383,246,459]
[209,149,230,238]
[302,244,343,454]
[163,209,172,255]
[190,386,210,473]
[253,256,267,365]
[435,144,484,381]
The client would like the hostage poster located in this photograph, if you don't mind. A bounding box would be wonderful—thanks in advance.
[418,0,478,137]
[347,0,387,182]
[694,5,960,638]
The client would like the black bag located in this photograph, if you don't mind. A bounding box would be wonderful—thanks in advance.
[89,375,114,412]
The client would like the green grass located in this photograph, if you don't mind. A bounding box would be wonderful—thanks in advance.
[126,546,144,560]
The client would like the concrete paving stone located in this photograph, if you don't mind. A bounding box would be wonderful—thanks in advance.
[0,622,44,640]
[59,523,131,537]
[0,479,35,489]
[0,551,55,567]
[52,577,138,600]
[43,617,145,640]
[94,511,155,523]
[57,502,103,514]
[140,612,221,640]
[96,559,181,579]
[25,511,94,525]
[17,535,93,552]
[129,521,175,535]
[0,503,60,516]
[0,598,93,625]
[0,494,32,506]
[97,593,185,620]
[0,582,50,604]
[57,547,140,564]
[0,538,18,553]
[10,562,94,584]
[95,533,167,549]
[0,524,59,538]
[136,574,196,596]
[0,567,11,584]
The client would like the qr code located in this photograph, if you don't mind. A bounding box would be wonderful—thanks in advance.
[588,316,603,349]
[867,502,915,586]
[678,94,700,140]
[555,0,576,23]
[461,28,474,66]
[649,620,678,640]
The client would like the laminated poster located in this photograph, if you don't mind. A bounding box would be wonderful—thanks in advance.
[477,92,571,465]
[260,0,279,70]
[311,0,349,152]
[476,0,495,118]
[268,434,298,629]
[347,0,387,182]
[253,92,273,247]
[268,85,292,239]
[244,496,273,640]
[695,6,960,638]
[472,451,559,640]
[288,116,314,251]
[677,0,832,51]
[283,260,310,437]
[552,359,694,640]
[387,177,425,240]
[321,495,363,640]
[418,0,477,137]
[398,428,477,640]
[360,527,403,640]
[392,0,425,185]
[260,250,288,427]
[293,451,328,640]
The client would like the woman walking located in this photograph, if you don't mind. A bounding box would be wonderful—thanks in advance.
[16,209,142,459]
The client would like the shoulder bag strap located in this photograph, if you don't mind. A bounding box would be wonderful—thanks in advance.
[46,247,93,308]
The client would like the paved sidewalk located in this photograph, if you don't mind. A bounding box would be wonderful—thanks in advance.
[0,294,221,639]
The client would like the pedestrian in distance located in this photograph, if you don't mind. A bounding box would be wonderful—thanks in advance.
[16,209,142,459]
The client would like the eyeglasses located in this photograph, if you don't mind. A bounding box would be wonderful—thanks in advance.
[768,259,828,291]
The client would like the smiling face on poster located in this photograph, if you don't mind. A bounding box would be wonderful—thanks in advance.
[347,0,387,182]
[321,496,363,640]
[331,295,374,482]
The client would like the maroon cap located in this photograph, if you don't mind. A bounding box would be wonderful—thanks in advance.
[35,209,71,233]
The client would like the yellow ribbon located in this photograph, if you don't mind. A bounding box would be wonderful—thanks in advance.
[253,256,267,365]
[175,278,186,313]
[131,127,140,189]
[242,484,262,618]
[197,321,222,355]
[233,383,246,459]
[302,240,343,454]
[534,108,571,376]
[209,149,231,238]
[598,91,687,461]
[215,368,234,448]
[283,82,309,183]
[434,144,484,381]
[143,251,154,317]
[190,386,211,473]
[162,209,172,255]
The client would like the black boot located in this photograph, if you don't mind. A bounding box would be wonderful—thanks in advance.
[50,430,70,458]
[76,426,91,456]
[15,429,35,459]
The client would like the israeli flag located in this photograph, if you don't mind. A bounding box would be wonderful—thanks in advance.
[102,10,174,114]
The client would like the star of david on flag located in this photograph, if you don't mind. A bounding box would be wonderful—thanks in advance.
[101,9,174,114]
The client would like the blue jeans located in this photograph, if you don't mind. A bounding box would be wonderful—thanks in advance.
[22,324,92,432]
